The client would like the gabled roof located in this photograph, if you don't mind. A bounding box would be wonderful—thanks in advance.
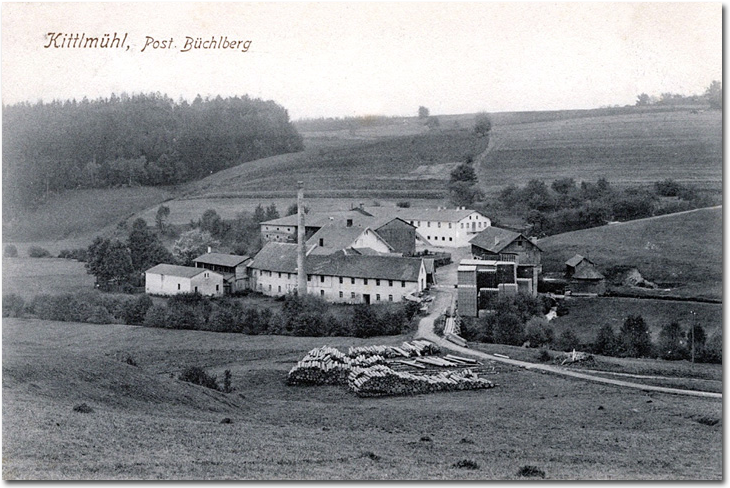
[146,263,208,278]
[363,206,484,223]
[572,267,605,280]
[306,224,393,256]
[193,252,250,267]
[250,242,423,281]
[469,227,541,253]
[565,254,585,267]
[249,242,300,274]
[261,211,412,231]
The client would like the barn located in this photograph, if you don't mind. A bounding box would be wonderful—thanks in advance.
[565,254,606,296]
[193,252,251,294]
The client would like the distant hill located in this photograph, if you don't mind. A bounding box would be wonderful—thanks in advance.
[538,206,722,300]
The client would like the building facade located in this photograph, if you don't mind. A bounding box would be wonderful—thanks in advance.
[249,242,426,303]
[457,259,534,317]
[193,252,251,293]
[145,264,224,296]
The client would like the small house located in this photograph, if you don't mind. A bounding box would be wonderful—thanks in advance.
[193,252,251,294]
[565,254,606,296]
[145,264,224,296]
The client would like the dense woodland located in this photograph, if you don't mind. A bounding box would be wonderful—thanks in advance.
[2,93,304,211]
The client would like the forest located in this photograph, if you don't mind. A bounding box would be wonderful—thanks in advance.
[2,93,304,212]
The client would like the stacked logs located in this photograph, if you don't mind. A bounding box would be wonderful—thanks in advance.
[348,340,441,359]
[348,365,494,397]
[287,346,387,385]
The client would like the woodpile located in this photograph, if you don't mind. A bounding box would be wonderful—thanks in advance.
[347,340,440,359]
[348,365,494,397]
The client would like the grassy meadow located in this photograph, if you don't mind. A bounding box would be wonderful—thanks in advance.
[3,258,95,299]
[3,318,722,480]
[538,207,722,300]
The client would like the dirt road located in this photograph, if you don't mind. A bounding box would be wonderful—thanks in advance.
[415,252,722,400]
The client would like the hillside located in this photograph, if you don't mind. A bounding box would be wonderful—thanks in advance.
[4,106,721,247]
[3,318,722,479]
[538,206,722,300]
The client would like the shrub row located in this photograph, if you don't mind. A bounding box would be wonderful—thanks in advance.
[4,292,152,325]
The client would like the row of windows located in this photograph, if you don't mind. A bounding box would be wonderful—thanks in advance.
[256,270,407,287]
[427,236,453,242]
[335,291,393,301]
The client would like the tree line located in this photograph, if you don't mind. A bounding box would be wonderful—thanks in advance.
[3,93,304,210]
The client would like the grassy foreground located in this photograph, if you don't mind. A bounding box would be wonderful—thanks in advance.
[3,318,721,480]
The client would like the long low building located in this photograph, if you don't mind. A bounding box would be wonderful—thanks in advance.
[249,242,427,304]
[145,264,224,297]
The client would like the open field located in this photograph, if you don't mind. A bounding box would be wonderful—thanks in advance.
[478,109,722,194]
[3,318,722,480]
[538,207,722,300]
[3,258,95,299]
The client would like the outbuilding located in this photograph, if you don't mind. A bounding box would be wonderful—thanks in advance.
[145,263,224,296]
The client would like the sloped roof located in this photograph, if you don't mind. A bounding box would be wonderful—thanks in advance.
[469,227,541,253]
[249,242,300,274]
[306,224,393,256]
[146,263,207,278]
[566,254,596,268]
[193,252,250,267]
[250,242,423,281]
[261,211,411,231]
[572,267,605,280]
[364,206,483,223]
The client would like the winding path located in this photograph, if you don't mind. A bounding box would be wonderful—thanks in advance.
[415,285,722,400]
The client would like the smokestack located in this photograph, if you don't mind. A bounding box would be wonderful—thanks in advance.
[297,181,307,295]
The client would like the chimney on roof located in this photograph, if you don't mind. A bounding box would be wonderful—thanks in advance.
[359,202,364,210]
[207,246,212,253]
[494,237,499,246]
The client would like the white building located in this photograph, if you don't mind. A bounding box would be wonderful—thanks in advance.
[193,252,251,293]
[364,206,491,247]
[249,242,427,304]
[145,264,224,297]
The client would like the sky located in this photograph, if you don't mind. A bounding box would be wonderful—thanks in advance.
[1,2,722,119]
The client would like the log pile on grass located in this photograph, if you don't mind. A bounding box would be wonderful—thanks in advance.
[348,365,494,397]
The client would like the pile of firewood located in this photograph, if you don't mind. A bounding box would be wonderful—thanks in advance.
[348,365,494,397]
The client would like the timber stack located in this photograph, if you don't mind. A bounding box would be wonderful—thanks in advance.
[348,365,495,397]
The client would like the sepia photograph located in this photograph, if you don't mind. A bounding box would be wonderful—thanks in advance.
[1,2,722,480]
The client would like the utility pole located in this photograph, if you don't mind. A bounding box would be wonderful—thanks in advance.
[296,181,307,295]
[689,310,696,363]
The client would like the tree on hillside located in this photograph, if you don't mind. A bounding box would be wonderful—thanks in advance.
[85,237,134,287]
[450,163,478,184]
[229,211,262,256]
[635,93,651,106]
[551,177,577,195]
[286,203,310,216]
[656,321,687,360]
[127,218,174,275]
[155,205,170,232]
[173,229,219,266]
[619,314,652,358]
[592,324,619,356]
[474,113,492,138]
[200,209,228,238]
[449,162,481,206]
[418,106,430,119]
[265,203,280,221]
[704,80,722,109]
[253,204,267,223]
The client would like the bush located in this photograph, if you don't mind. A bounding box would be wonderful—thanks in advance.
[556,328,581,352]
[143,304,169,328]
[702,329,722,364]
[524,317,554,348]
[535,348,552,362]
[72,403,94,414]
[452,459,479,470]
[58,248,88,261]
[28,246,51,258]
[492,312,525,346]
[222,370,233,393]
[3,293,25,317]
[517,465,545,478]
[31,294,80,321]
[592,324,620,356]
[396,201,411,208]
[656,322,687,360]
[123,294,153,325]
[178,366,219,391]
[86,305,114,324]
[4,244,18,257]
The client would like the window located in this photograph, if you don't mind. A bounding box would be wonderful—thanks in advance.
[278,285,281,292]
[427,236,430,240]
[278,272,281,278]
[389,280,393,287]
[449,237,453,241]
[376,279,381,286]
[320,276,325,283]
[401,281,406,287]
[216,285,219,291]
[518,240,523,247]
[442,237,445,241]
[376,294,381,301]
[388,295,393,302]
[307,275,311,281]
[460,223,464,229]
[351,277,355,284]
[427,222,431,227]
[177,283,180,290]
[438,222,441,228]
[268,284,271,291]
[277,227,280,231]
[339,277,343,284]
[195,286,198,292]
[339,291,343,298]
[351,292,356,299]
[266,234,269,239]
[319,238,324,247]
[287,273,291,279]
[448,223,452,229]
[320,290,325,297]
[364,278,368,285]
